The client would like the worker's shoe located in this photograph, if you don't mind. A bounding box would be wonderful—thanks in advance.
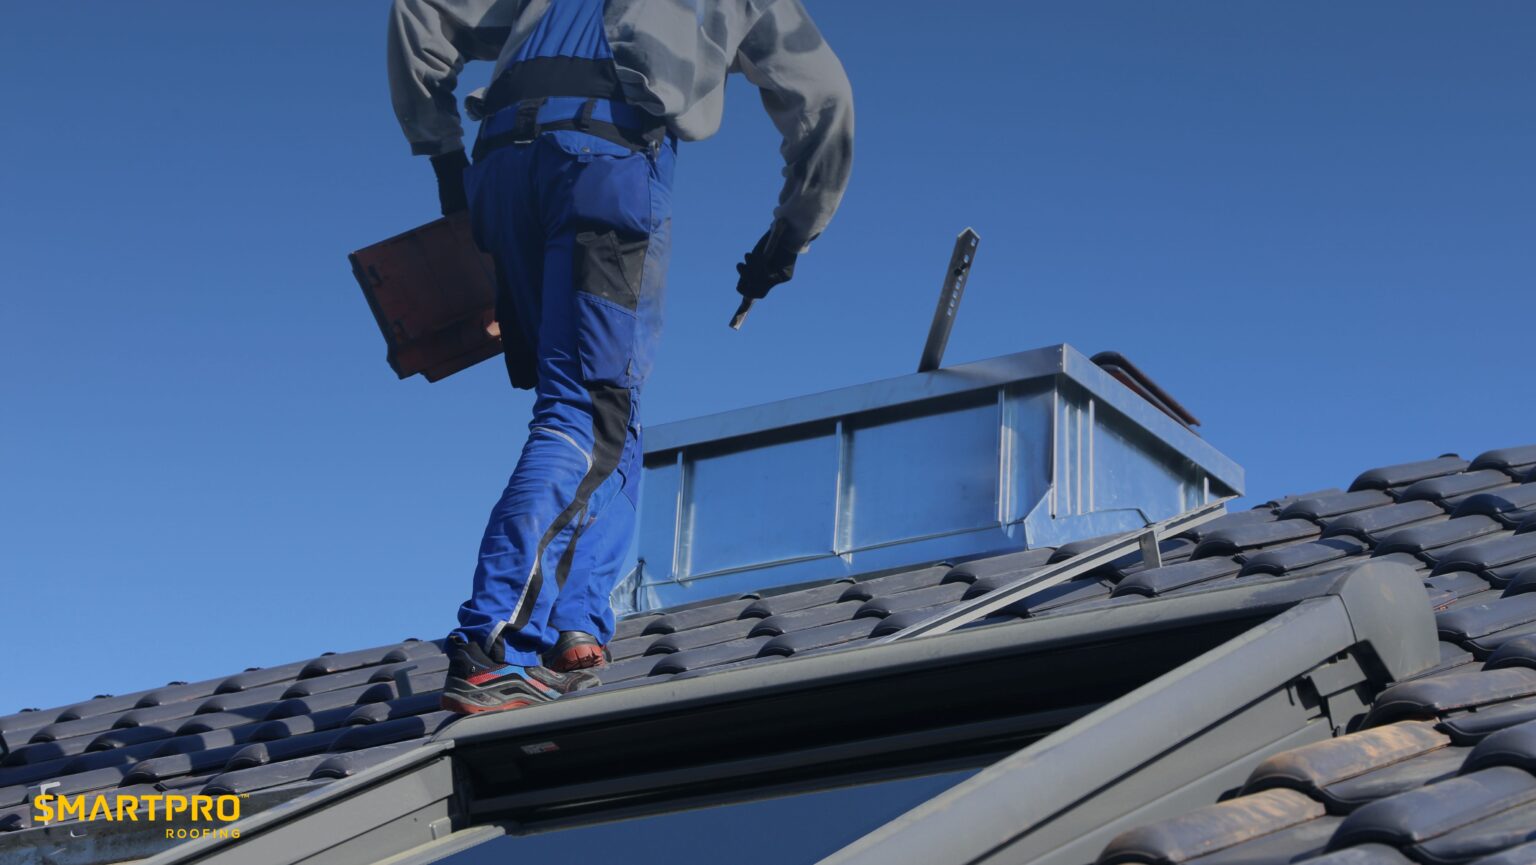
[543,631,609,673]
[441,636,598,715]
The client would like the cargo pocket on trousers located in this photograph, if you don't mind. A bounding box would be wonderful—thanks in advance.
[573,229,649,388]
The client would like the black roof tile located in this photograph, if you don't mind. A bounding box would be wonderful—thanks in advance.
[589,653,663,684]
[1455,485,1536,528]
[1175,509,1279,544]
[747,601,863,637]
[1318,745,1469,816]
[1472,446,1536,477]
[1326,767,1536,851]
[838,566,952,602]
[1433,535,1536,577]
[852,582,969,618]
[739,580,856,618]
[1351,456,1469,493]
[1415,804,1536,865]
[1297,844,1416,865]
[1501,569,1536,598]
[214,661,314,695]
[1241,538,1368,577]
[1399,471,1515,509]
[202,755,333,797]
[1376,517,1505,559]
[1050,532,1132,561]
[310,739,429,780]
[1427,571,1495,603]
[1464,840,1536,865]
[296,641,439,679]
[131,680,224,710]
[606,633,655,662]
[611,613,663,641]
[1192,520,1321,560]
[1263,488,1344,510]
[761,618,880,657]
[1099,537,1199,581]
[1032,592,1148,619]
[1184,814,1343,865]
[1324,501,1448,544]
[1437,596,1536,657]
[1405,642,1481,682]
[943,548,1057,583]
[1438,699,1536,746]
[982,575,1115,616]
[1365,670,1536,727]
[1282,491,1397,523]
[1098,789,1326,865]
[650,637,773,674]
[1464,720,1536,775]
[1488,637,1536,673]
[870,606,979,638]
[327,712,451,752]
[1113,558,1243,598]
[248,704,361,742]
[644,617,760,655]
[640,598,756,634]
[1241,721,1452,813]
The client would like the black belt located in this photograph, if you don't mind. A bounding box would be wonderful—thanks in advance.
[472,97,667,161]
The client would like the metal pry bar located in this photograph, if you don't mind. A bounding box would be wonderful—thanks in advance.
[879,495,1235,643]
[917,228,980,373]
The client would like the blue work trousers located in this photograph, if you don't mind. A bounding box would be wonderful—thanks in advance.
[456,103,674,666]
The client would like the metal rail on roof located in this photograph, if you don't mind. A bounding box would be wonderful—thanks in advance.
[881,496,1235,642]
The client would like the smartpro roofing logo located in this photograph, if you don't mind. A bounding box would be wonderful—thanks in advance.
[32,784,244,839]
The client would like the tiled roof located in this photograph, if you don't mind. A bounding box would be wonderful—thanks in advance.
[4,444,1536,864]
[1095,443,1536,865]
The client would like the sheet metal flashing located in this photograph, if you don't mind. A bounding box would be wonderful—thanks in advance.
[627,344,1244,610]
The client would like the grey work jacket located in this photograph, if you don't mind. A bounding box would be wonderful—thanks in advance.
[388,0,854,248]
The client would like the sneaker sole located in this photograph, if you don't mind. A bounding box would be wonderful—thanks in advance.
[439,673,556,715]
[440,693,535,714]
[547,643,608,672]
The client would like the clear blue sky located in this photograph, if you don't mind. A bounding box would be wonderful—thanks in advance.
[1,0,1531,814]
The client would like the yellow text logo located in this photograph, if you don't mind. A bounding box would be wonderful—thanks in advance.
[33,793,241,829]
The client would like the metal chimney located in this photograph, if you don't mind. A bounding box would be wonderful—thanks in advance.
[613,344,1243,613]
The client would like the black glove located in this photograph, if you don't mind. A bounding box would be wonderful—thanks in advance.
[430,150,470,216]
[735,226,800,301]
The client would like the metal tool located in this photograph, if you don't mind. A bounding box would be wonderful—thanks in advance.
[728,297,754,330]
[917,228,980,373]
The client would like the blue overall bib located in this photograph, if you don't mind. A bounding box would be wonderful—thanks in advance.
[456,0,674,666]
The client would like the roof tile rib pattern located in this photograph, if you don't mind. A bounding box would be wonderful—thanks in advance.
[4,444,1536,860]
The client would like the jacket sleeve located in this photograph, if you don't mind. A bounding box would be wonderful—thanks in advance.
[387,0,514,157]
[735,0,855,251]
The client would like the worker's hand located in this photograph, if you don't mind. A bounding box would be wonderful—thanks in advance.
[734,226,799,301]
[430,150,470,216]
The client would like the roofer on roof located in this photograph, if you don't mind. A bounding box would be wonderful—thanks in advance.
[387,0,854,713]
